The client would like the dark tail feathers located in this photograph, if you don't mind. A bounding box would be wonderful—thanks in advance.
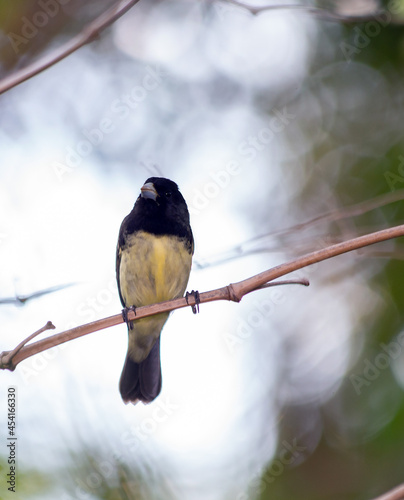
[119,337,162,404]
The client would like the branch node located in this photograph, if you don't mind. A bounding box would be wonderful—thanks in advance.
[227,283,242,302]
[0,351,15,371]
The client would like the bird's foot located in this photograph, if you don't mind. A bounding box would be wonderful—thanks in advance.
[185,290,200,314]
[122,305,136,329]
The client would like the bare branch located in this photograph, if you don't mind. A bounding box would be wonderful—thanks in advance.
[1,0,398,96]
[0,321,55,368]
[0,283,76,306]
[228,224,404,299]
[2,223,404,371]
[279,189,404,238]
[0,0,141,95]
[257,278,310,289]
[218,0,391,24]
[370,483,404,500]
[195,190,404,269]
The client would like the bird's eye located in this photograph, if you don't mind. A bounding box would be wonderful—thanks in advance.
[165,191,172,198]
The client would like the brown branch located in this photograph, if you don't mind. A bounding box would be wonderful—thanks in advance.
[0,321,55,368]
[219,0,393,24]
[2,224,404,371]
[0,0,141,95]
[257,278,310,289]
[371,483,404,500]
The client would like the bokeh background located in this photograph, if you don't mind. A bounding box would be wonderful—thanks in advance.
[1,0,404,499]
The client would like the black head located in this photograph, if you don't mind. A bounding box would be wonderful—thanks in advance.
[124,177,192,239]
[141,177,182,206]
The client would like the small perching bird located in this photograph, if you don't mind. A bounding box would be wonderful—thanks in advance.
[116,177,194,404]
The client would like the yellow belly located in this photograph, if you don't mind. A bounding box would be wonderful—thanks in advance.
[119,230,192,361]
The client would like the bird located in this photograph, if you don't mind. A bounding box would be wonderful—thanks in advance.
[116,177,194,404]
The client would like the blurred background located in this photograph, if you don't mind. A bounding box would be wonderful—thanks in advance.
[1,0,404,499]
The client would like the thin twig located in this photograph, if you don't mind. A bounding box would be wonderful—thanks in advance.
[370,483,404,500]
[220,0,391,24]
[0,321,55,367]
[1,0,398,96]
[0,283,76,306]
[1,223,404,371]
[195,190,404,269]
[256,278,310,290]
[277,189,404,239]
[0,0,141,95]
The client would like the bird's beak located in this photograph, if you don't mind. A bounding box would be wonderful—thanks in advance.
[140,182,158,201]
